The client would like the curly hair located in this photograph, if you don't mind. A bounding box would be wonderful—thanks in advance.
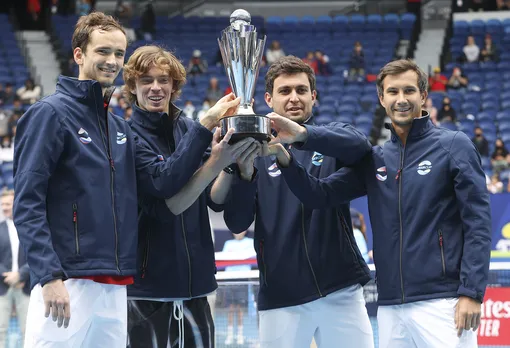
[123,46,187,104]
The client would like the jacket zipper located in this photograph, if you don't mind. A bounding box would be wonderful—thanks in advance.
[165,122,192,297]
[181,214,192,297]
[72,203,79,255]
[95,99,120,273]
[338,212,359,259]
[396,143,406,303]
[141,227,150,278]
[259,240,268,285]
[438,229,446,276]
[301,204,323,297]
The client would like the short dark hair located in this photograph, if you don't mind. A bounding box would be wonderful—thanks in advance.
[265,55,316,95]
[72,12,126,54]
[376,59,428,97]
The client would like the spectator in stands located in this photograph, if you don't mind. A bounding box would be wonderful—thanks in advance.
[497,0,510,10]
[428,67,448,92]
[424,97,438,125]
[0,189,30,348]
[463,35,480,63]
[315,50,332,76]
[138,1,155,41]
[114,1,135,42]
[182,100,197,120]
[447,66,469,90]
[472,127,490,157]
[438,96,457,123]
[2,84,15,105]
[468,0,485,11]
[187,49,207,76]
[349,41,365,82]
[16,79,41,105]
[480,34,499,63]
[491,138,510,174]
[197,98,212,120]
[0,108,11,145]
[302,51,318,74]
[351,208,369,263]
[206,77,223,104]
[78,0,91,15]
[266,40,285,65]
[0,84,5,105]
[222,231,255,345]
[487,174,504,193]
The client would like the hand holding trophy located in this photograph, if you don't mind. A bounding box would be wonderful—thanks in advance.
[217,9,272,143]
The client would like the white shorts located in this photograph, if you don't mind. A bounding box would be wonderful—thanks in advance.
[259,284,374,348]
[377,297,478,348]
[24,279,127,348]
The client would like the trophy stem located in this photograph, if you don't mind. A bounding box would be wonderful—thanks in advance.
[237,104,256,115]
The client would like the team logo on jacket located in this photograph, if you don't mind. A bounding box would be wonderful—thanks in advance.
[376,166,387,181]
[116,132,127,144]
[157,154,164,161]
[267,162,281,177]
[311,152,324,166]
[78,128,92,144]
[417,160,432,175]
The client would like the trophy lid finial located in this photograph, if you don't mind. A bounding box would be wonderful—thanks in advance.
[230,9,251,31]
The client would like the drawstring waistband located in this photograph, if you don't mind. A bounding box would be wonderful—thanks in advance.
[173,300,185,348]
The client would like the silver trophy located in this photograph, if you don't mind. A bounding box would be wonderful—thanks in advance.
[218,9,271,143]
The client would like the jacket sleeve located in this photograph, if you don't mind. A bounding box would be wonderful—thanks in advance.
[13,102,66,286]
[280,154,368,209]
[223,170,258,233]
[201,145,224,212]
[294,122,371,166]
[133,121,213,199]
[449,132,492,302]
[19,263,30,284]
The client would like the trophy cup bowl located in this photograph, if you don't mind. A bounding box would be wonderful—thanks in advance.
[218,9,271,143]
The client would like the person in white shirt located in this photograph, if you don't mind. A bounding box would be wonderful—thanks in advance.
[0,189,30,348]
[222,231,255,345]
[463,36,480,63]
[16,79,41,105]
[351,208,370,263]
[266,41,285,65]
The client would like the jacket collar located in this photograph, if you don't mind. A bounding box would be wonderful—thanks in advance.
[386,111,433,143]
[56,75,115,107]
[130,102,182,132]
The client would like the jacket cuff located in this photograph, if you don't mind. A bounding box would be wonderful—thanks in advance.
[457,285,484,303]
[40,271,67,287]
[193,121,214,142]
[293,125,317,150]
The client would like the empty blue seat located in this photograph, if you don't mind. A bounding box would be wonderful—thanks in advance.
[349,14,366,32]
[366,14,382,31]
[332,15,349,32]
[470,20,486,35]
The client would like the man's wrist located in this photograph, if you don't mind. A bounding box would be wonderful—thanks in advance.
[239,167,255,181]
[223,163,238,175]
[199,116,216,131]
[294,126,308,143]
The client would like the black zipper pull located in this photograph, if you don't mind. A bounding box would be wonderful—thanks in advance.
[439,230,443,247]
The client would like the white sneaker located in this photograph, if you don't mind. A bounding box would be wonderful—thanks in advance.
[225,335,234,345]
[236,335,244,345]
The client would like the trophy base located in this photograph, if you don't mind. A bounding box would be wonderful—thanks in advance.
[220,114,271,144]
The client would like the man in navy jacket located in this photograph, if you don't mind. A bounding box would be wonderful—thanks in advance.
[223,56,374,348]
[13,13,238,348]
[268,59,491,348]
[123,46,260,348]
